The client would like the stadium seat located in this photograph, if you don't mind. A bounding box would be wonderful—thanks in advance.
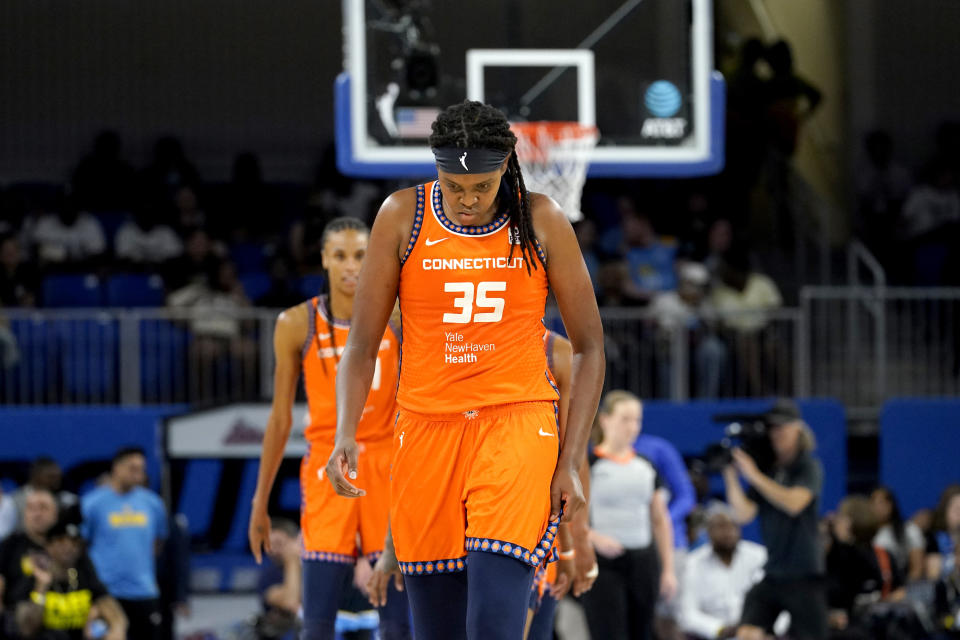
[239,272,271,301]
[140,319,189,404]
[42,274,104,307]
[105,273,166,307]
[229,242,268,273]
[299,274,326,298]
[57,317,119,402]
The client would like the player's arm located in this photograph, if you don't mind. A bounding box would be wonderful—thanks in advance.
[326,191,412,497]
[249,304,307,563]
[533,196,605,523]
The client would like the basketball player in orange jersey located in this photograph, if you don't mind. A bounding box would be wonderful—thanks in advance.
[326,100,606,640]
[248,217,411,640]
[363,330,599,635]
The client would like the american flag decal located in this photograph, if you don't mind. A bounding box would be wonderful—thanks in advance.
[395,107,440,139]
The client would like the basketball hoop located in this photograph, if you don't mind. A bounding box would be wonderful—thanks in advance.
[511,121,598,222]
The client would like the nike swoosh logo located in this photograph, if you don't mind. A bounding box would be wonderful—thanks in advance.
[425,238,449,246]
[317,333,331,340]
[538,427,555,437]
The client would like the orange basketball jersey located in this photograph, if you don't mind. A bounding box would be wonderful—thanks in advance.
[301,295,400,444]
[397,181,558,413]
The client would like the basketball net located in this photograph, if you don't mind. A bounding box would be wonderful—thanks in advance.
[511,121,598,222]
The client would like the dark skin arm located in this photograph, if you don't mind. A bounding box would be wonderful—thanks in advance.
[249,304,307,562]
[326,190,414,496]
[532,194,605,523]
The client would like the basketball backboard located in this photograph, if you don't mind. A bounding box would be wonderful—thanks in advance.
[336,0,724,178]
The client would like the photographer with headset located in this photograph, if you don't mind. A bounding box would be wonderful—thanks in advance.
[723,399,827,640]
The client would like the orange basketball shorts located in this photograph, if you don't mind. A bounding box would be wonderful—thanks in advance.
[300,437,392,563]
[390,401,561,576]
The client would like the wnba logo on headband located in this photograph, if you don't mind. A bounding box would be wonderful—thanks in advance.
[433,147,509,174]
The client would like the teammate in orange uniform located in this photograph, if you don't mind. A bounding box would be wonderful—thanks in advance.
[248,217,410,640]
[524,330,598,640]
[326,101,605,640]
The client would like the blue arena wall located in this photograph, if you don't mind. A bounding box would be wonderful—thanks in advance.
[879,398,960,517]
[0,407,181,493]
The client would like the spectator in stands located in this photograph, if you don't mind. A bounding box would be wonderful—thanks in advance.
[172,185,207,235]
[648,261,727,397]
[8,520,128,640]
[0,488,15,542]
[855,130,912,277]
[871,486,926,582]
[288,199,335,273]
[901,160,959,285]
[703,217,734,280]
[825,495,904,636]
[680,505,768,639]
[139,136,201,203]
[596,259,629,307]
[928,485,960,581]
[255,257,302,309]
[723,399,827,640]
[620,200,678,304]
[162,227,221,292]
[11,458,80,530]
[167,258,251,340]
[114,201,183,268]
[29,199,106,270]
[935,542,960,638]
[254,518,302,639]
[0,233,38,308]
[573,218,601,295]
[220,151,275,242]
[82,447,168,640]
[763,40,822,159]
[71,130,136,213]
[0,489,58,613]
[711,246,783,395]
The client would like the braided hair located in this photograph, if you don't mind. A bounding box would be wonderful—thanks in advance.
[315,216,369,374]
[428,100,545,274]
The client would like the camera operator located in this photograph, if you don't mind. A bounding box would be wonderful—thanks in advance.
[722,399,827,640]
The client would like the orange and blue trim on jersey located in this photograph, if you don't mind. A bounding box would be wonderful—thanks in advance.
[464,517,561,569]
[400,556,468,576]
[401,183,426,266]
[302,550,357,564]
[431,181,510,236]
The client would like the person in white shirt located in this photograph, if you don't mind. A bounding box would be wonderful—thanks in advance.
[114,203,183,266]
[680,505,767,639]
[31,207,106,266]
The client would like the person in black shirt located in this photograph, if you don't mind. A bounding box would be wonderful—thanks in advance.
[723,399,827,640]
[8,521,127,640]
[0,490,58,613]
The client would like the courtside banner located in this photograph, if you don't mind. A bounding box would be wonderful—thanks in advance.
[166,403,310,458]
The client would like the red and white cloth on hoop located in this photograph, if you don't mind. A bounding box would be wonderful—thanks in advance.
[511,121,598,222]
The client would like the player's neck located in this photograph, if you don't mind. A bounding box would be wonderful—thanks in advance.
[441,194,500,228]
[328,291,354,321]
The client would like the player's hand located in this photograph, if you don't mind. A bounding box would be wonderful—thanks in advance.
[659,569,678,601]
[551,554,576,600]
[248,501,272,564]
[550,463,585,523]
[353,556,373,597]
[589,530,625,559]
[572,530,598,596]
[731,448,760,484]
[367,549,404,608]
[326,438,365,498]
